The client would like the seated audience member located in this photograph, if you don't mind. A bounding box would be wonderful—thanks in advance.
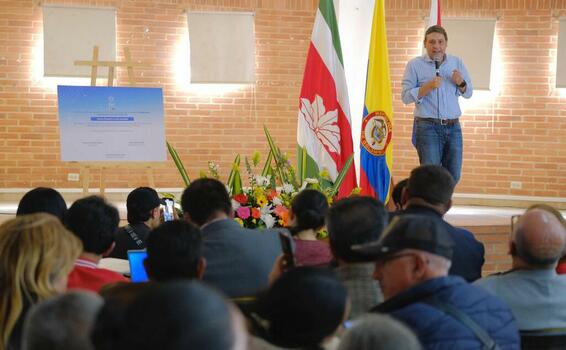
[326,196,387,319]
[337,314,421,350]
[475,208,566,330]
[360,215,519,350]
[110,187,163,259]
[521,204,566,274]
[94,281,247,350]
[22,291,103,350]
[249,267,348,350]
[287,189,332,266]
[398,165,484,281]
[16,187,67,223]
[66,196,127,292]
[144,220,205,281]
[92,283,154,350]
[0,214,82,350]
[390,178,408,212]
[181,178,281,297]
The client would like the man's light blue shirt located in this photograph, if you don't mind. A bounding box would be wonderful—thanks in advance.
[402,54,473,119]
[475,269,566,330]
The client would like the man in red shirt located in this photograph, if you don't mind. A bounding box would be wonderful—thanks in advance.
[66,196,127,292]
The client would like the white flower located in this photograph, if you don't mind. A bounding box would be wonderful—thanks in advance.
[300,178,319,191]
[299,94,341,154]
[231,199,241,210]
[260,205,273,215]
[254,175,270,187]
[261,214,276,228]
[282,183,295,194]
[272,196,283,206]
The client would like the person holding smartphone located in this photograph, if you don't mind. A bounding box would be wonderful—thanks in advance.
[110,187,164,260]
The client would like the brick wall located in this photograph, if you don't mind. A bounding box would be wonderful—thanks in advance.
[0,0,564,198]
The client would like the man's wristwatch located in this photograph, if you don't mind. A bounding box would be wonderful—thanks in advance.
[458,80,467,88]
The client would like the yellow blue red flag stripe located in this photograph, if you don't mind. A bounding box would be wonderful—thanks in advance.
[359,0,393,203]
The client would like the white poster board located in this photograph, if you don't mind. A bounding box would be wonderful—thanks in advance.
[57,86,166,161]
[187,11,255,83]
[43,6,116,77]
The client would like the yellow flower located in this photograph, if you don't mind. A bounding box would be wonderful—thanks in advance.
[350,187,362,195]
[234,218,244,227]
[319,168,330,180]
[253,187,265,198]
[199,170,207,178]
[326,195,334,205]
[256,195,268,207]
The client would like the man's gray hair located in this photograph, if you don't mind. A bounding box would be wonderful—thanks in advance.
[22,291,103,350]
[338,314,421,350]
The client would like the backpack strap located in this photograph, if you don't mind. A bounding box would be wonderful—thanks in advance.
[424,297,501,350]
[124,224,145,249]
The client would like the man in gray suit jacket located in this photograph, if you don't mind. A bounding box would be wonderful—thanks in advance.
[181,178,282,298]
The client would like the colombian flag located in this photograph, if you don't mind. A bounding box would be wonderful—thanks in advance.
[359,0,393,203]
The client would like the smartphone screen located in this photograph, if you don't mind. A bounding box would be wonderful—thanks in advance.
[163,198,175,222]
[279,231,295,268]
[128,250,149,283]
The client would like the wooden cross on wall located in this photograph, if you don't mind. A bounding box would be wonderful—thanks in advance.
[74,46,149,87]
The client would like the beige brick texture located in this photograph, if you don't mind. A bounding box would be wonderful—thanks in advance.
[0,0,564,197]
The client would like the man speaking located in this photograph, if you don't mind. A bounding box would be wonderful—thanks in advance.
[401,25,472,183]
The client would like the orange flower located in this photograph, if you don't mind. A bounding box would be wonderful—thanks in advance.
[267,189,278,201]
[274,205,289,226]
[251,207,261,219]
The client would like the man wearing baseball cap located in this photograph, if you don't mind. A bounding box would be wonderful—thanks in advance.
[111,187,164,259]
[355,215,519,349]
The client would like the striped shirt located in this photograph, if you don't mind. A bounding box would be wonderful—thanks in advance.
[401,54,473,119]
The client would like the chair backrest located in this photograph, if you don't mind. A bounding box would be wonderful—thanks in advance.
[520,329,566,350]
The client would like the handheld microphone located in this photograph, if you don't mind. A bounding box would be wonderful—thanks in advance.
[433,56,441,119]
[434,57,441,77]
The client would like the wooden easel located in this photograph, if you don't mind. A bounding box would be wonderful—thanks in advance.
[74,46,148,87]
[72,46,156,195]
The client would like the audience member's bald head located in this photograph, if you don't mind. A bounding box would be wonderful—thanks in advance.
[512,209,566,268]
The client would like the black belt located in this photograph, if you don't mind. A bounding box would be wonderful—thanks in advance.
[416,117,459,126]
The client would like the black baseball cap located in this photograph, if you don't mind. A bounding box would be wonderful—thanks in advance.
[127,187,164,214]
[352,214,454,261]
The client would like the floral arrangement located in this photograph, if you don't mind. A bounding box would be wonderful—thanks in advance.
[167,126,356,230]
[231,175,294,229]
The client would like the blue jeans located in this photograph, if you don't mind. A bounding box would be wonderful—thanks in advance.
[415,119,463,183]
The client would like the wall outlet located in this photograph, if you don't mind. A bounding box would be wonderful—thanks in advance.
[67,173,80,182]
[510,181,522,189]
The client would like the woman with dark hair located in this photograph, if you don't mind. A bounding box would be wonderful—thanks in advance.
[250,267,348,350]
[16,187,67,224]
[287,189,332,266]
